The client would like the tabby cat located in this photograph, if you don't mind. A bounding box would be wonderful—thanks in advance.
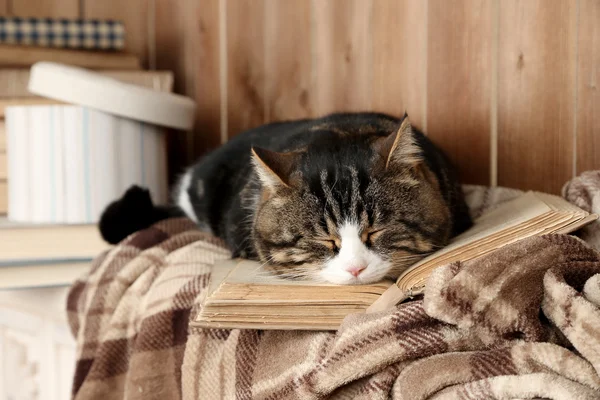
[100,112,472,284]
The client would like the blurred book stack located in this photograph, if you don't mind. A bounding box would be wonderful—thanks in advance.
[0,16,196,289]
[0,16,175,218]
[0,218,107,289]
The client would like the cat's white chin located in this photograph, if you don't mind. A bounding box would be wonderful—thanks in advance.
[319,262,391,285]
[318,222,392,284]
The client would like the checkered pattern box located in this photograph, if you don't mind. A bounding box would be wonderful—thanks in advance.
[0,17,125,50]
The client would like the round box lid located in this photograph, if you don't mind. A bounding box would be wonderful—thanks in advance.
[28,61,196,130]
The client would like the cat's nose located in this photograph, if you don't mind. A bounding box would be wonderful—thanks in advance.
[347,266,366,277]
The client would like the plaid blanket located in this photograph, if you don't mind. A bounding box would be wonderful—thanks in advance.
[67,179,600,399]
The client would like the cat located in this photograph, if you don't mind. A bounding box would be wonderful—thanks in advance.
[99,112,472,285]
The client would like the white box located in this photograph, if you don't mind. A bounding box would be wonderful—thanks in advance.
[6,105,169,224]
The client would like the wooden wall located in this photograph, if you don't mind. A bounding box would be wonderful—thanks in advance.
[3,0,599,194]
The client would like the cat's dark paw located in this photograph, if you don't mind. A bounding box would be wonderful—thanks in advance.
[98,185,157,244]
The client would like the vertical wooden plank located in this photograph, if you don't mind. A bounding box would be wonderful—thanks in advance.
[11,0,79,18]
[576,0,600,175]
[226,0,266,138]
[154,0,189,181]
[154,0,186,92]
[264,0,312,122]
[0,0,8,15]
[372,0,427,130]
[497,0,576,193]
[427,0,492,185]
[191,0,222,154]
[154,0,199,180]
[84,0,148,67]
[312,0,372,116]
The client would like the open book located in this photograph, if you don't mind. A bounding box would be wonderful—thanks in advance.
[192,191,597,331]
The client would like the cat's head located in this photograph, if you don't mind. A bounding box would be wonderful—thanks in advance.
[250,115,451,284]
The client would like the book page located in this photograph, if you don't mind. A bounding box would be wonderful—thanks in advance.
[226,259,351,287]
[396,191,552,280]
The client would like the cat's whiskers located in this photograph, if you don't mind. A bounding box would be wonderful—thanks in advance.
[251,254,276,275]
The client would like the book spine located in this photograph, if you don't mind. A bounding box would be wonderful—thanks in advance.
[144,125,169,204]
[116,118,143,199]
[5,107,30,222]
[30,106,52,223]
[50,106,66,222]
[0,70,174,98]
[63,106,85,223]
[88,110,118,222]
[0,45,140,69]
[0,17,125,51]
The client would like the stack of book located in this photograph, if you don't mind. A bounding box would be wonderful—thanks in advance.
[0,69,174,218]
[0,16,175,218]
[0,16,186,288]
[0,218,108,289]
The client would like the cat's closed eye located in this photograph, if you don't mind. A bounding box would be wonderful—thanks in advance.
[362,229,386,247]
[315,239,339,253]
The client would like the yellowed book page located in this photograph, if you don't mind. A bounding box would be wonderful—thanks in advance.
[398,213,578,292]
[534,191,588,213]
[555,214,599,234]
[227,258,339,286]
[435,192,550,250]
[368,192,592,313]
[224,258,392,289]
[403,212,573,275]
[394,191,585,285]
[205,258,240,298]
[192,320,340,331]
[201,305,364,317]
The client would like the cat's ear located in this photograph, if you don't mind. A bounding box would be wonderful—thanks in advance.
[374,113,422,169]
[251,147,299,189]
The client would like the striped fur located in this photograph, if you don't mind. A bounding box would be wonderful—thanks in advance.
[176,112,472,284]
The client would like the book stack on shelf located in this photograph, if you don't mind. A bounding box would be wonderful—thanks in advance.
[0,16,196,289]
[0,219,107,289]
[0,16,176,219]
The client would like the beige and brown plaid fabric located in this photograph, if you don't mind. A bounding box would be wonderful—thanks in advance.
[68,179,600,399]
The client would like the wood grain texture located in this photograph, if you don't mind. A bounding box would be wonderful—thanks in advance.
[226,0,266,137]
[192,0,222,154]
[10,0,79,17]
[0,153,6,179]
[0,0,8,14]
[0,180,6,213]
[427,0,492,186]
[497,0,577,193]
[372,0,427,130]
[154,0,195,179]
[84,0,149,67]
[0,120,5,151]
[576,0,600,175]
[264,0,312,122]
[312,0,372,116]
